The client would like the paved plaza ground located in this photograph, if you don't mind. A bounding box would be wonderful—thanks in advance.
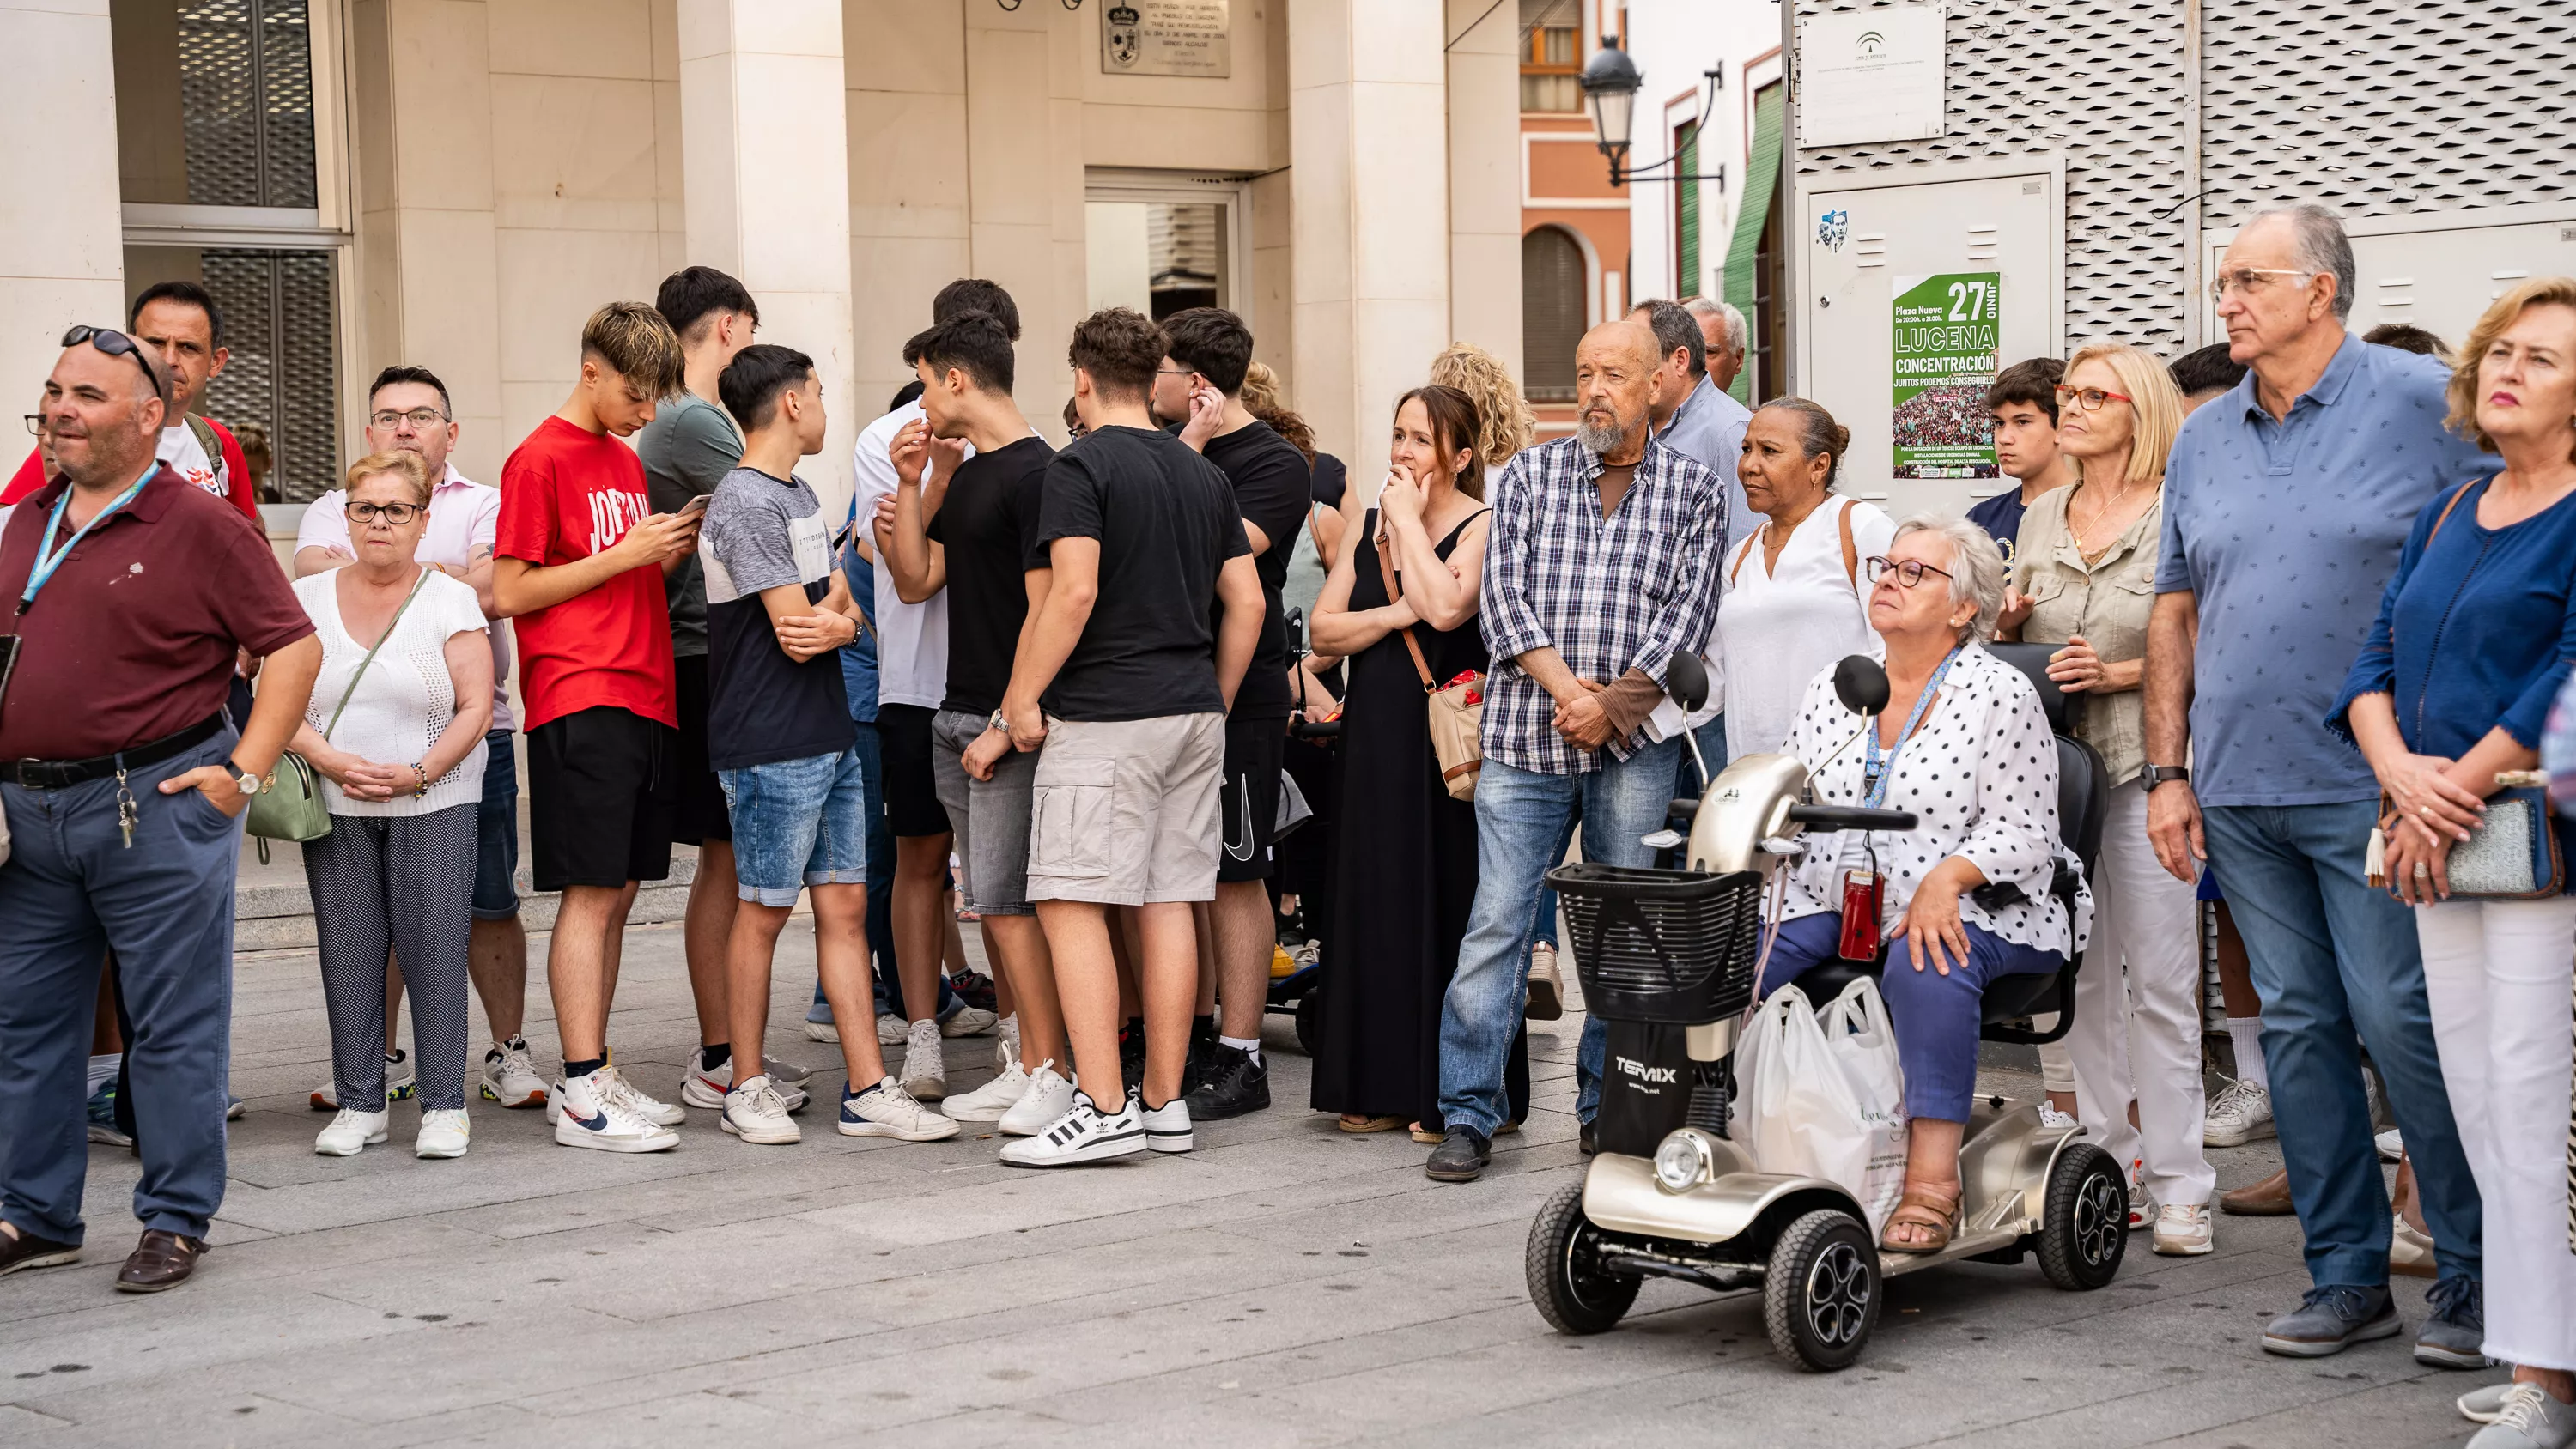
[0,919,2505,1449]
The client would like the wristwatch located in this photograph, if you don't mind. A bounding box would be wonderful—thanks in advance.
[989,709,1011,736]
[234,769,262,797]
[2141,764,2190,789]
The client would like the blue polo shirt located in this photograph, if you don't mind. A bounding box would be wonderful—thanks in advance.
[2155,333,2489,807]
[1656,376,1756,550]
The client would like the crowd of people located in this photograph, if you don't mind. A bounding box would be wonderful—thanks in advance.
[1,198,2571,1449]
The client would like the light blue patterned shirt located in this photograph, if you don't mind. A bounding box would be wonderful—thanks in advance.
[1656,375,1756,552]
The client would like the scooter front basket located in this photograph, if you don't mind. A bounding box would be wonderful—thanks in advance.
[1546,863,1763,1026]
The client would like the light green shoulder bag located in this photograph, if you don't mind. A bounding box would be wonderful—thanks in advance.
[247,569,431,860]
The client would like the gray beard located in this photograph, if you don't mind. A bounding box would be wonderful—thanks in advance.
[1576,415,1625,453]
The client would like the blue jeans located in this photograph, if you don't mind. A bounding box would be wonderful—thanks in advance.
[1673,713,1727,799]
[719,747,868,907]
[470,729,519,920]
[1439,735,1683,1137]
[0,731,243,1243]
[2202,801,2481,1288]
[1755,912,2061,1122]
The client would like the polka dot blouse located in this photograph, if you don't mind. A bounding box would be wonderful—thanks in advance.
[1776,642,2093,955]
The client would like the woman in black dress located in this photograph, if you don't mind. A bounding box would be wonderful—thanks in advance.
[1309,385,1529,1133]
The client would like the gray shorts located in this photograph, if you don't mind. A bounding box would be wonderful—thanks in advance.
[930,708,1038,916]
[1026,713,1226,907]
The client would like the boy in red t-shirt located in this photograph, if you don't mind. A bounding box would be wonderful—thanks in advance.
[493,301,699,1153]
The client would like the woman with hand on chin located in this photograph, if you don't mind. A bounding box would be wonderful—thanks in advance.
[291,451,493,1161]
[2333,279,2576,1447]
[1995,343,2215,1254]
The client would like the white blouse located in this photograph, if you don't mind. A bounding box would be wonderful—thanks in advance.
[1706,496,1898,758]
[293,568,490,818]
[1776,643,2092,955]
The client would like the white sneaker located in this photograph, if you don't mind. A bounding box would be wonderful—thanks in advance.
[943,1058,1032,1123]
[876,1012,908,1046]
[837,1077,961,1142]
[2152,1202,2214,1256]
[600,1066,685,1126]
[314,1107,387,1156]
[312,1051,416,1112]
[900,1019,947,1100]
[2469,1383,2576,1449]
[805,1016,841,1044]
[2376,1126,2404,1162]
[1142,1094,1194,1154]
[720,1076,802,1145]
[680,1058,810,1113]
[478,1039,547,1109]
[762,1054,812,1087]
[416,1107,471,1159]
[942,1005,999,1039]
[2464,1383,2521,1425]
[2127,1165,2158,1232]
[2202,1079,2275,1147]
[552,1070,679,1153]
[999,1089,1146,1167]
[999,1063,1077,1137]
[2038,1102,2079,1132]
[995,1013,1021,1072]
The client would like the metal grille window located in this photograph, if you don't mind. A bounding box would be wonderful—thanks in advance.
[196,251,337,503]
[120,0,321,209]
[1522,227,1589,403]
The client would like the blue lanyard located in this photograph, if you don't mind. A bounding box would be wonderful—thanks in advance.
[1862,645,1965,809]
[20,474,151,609]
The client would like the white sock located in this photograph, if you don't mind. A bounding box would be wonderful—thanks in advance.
[87,1053,121,1095]
[1218,1034,1261,1067]
[2227,1016,2269,1092]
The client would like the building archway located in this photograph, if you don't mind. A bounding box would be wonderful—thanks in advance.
[1521,224,1589,403]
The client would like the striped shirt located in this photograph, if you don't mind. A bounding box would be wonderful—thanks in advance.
[1479,433,1729,774]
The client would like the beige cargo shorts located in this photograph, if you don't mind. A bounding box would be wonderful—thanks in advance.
[1024,712,1226,906]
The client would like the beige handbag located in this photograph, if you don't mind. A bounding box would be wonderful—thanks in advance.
[1378,529,1483,801]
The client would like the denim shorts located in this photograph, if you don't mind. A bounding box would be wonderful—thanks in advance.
[471,729,520,920]
[720,747,870,906]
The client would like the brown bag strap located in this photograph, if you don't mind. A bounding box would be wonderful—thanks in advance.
[2424,482,2473,549]
[1838,497,1859,591]
[1375,518,1437,693]
[1728,532,1759,586]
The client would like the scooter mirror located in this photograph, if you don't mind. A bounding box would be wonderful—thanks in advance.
[1833,655,1891,717]
[1666,651,1710,714]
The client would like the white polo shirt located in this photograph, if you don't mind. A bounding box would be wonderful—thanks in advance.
[296,463,515,731]
[850,402,956,710]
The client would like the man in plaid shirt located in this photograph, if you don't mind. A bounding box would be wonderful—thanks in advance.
[1428,321,1728,1182]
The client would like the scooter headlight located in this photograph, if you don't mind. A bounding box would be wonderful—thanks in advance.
[1653,1131,1714,1193]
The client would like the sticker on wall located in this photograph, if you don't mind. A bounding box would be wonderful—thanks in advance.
[1890,271,2002,481]
[1817,209,1850,252]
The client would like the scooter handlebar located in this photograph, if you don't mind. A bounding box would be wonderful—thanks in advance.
[1785,803,1918,832]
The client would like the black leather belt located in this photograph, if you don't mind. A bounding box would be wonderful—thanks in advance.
[5,714,228,790]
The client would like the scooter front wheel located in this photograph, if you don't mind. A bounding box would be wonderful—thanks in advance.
[2038,1142,2128,1290]
[1764,1208,1881,1371]
[1526,1180,1640,1334]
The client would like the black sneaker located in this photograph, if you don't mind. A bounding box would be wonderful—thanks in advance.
[1118,1021,1147,1095]
[1183,1042,1270,1121]
[947,969,998,1014]
[1181,1020,1220,1098]
[1425,1125,1492,1183]
[1579,1120,1597,1156]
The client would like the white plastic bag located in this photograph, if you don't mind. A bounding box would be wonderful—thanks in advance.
[1820,976,1910,1233]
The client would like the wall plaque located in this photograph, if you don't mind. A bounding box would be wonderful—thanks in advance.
[1102,1,1231,79]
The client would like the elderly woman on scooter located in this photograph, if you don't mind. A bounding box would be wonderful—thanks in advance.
[1755,515,2088,1253]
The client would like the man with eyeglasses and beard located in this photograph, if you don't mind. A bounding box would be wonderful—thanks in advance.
[0,326,321,1294]
[292,367,544,1115]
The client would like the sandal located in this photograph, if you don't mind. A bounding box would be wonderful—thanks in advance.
[1338,1114,1406,1134]
[1880,1182,1961,1254]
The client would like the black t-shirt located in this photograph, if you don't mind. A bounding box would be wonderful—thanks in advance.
[1033,426,1251,722]
[1200,420,1312,718]
[929,436,1054,718]
[1310,453,1348,510]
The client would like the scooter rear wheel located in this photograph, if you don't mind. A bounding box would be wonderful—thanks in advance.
[1526,1181,1640,1334]
[1292,987,1322,1057]
[2037,1142,2128,1290]
[1764,1208,1880,1372]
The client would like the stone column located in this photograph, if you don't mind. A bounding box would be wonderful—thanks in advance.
[0,0,125,431]
[844,0,971,433]
[678,0,858,518]
[963,1,1086,432]
[1289,0,1452,495]
[1445,0,1522,383]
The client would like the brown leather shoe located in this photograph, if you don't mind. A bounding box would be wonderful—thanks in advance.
[0,1226,82,1278]
[2219,1167,2294,1216]
[113,1230,206,1294]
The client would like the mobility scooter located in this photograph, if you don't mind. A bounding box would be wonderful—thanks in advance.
[1524,648,2128,1371]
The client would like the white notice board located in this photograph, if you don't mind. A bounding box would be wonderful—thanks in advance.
[1797,4,1946,148]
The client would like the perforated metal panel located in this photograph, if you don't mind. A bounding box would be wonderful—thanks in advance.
[2200,1,2576,230]
[175,0,316,209]
[201,249,338,504]
[1792,0,2192,353]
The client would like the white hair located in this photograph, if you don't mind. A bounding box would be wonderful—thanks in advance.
[1891,512,2007,642]
[2245,202,2356,321]
[1684,297,1747,355]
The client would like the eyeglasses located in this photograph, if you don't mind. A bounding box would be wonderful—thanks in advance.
[2051,385,2135,413]
[368,407,448,430]
[21,413,40,438]
[1864,555,1955,589]
[1156,367,1196,379]
[344,500,423,524]
[61,325,165,399]
[2207,266,2314,302]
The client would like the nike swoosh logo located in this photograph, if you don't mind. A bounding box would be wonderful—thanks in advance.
[567,1107,611,1131]
[1224,777,1255,862]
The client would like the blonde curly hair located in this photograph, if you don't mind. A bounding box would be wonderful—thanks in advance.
[1427,342,1538,470]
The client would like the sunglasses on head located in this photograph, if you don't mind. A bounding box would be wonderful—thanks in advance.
[62,325,167,403]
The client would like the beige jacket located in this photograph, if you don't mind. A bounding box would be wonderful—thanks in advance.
[2010,484,2163,787]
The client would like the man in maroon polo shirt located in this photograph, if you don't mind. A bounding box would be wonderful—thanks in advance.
[0,328,319,1295]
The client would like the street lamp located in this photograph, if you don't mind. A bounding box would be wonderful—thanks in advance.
[1579,45,1725,191]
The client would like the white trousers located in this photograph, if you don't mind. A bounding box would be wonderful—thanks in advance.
[2064,779,2216,1206]
[2417,895,2576,1371]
